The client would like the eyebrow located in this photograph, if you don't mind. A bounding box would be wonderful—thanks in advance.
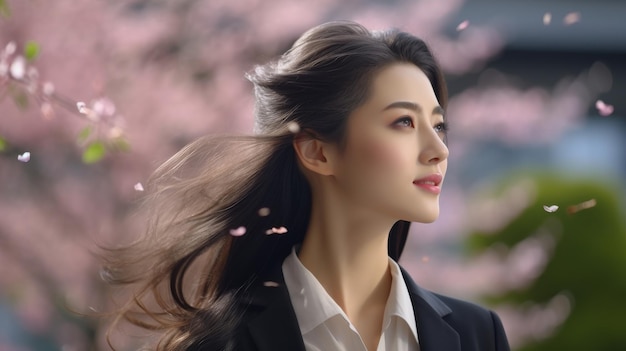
[382,101,445,116]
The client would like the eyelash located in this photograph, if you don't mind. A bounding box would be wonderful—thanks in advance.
[394,116,414,128]
[434,122,449,134]
[393,117,449,135]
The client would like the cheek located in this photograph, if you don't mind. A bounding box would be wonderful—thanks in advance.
[347,134,414,177]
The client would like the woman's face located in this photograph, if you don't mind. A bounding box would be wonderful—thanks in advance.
[332,62,449,223]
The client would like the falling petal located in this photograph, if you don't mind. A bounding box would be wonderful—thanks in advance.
[134,182,144,192]
[265,226,288,235]
[543,205,559,213]
[17,151,30,162]
[287,121,300,133]
[421,256,430,263]
[595,100,614,116]
[229,226,247,237]
[567,199,597,214]
[456,20,469,31]
[76,102,88,114]
[263,281,280,287]
[258,207,271,217]
[273,226,288,234]
[563,12,581,25]
[543,12,552,25]
[9,56,26,79]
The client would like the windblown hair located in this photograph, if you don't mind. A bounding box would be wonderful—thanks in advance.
[102,21,447,350]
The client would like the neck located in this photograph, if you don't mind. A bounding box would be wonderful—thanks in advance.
[298,189,395,320]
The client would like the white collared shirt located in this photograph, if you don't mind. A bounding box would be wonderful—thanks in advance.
[282,247,420,351]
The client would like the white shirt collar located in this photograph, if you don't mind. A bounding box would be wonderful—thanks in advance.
[282,246,419,342]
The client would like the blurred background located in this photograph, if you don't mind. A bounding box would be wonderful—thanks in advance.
[1,0,624,350]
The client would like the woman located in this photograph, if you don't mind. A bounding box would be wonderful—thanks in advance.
[103,21,510,351]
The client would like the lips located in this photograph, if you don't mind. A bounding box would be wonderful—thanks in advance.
[413,173,443,194]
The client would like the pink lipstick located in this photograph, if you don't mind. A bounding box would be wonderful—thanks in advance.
[413,173,443,194]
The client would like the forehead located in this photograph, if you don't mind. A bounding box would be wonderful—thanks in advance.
[365,63,439,109]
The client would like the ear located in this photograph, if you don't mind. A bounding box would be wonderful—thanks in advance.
[292,133,336,176]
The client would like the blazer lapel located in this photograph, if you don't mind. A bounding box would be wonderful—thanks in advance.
[400,267,462,351]
[244,266,306,351]
[244,263,461,351]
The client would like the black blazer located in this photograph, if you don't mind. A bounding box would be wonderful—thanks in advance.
[234,263,511,351]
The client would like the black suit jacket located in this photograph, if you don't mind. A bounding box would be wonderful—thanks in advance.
[234,262,510,351]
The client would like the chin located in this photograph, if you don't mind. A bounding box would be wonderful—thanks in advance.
[416,215,438,224]
[404,208,440,223]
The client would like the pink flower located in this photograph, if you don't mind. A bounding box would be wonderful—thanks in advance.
[3,41,16,56]
[9,56,26,80]
[42,82,55,96]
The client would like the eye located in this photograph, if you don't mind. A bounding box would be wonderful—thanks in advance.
[393,116,414,128]
[434,122,449,134]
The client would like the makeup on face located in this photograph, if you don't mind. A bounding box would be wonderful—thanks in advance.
[329,63,448,224]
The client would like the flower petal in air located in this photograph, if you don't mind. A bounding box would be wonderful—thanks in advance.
[273,226,288,234]
[258,207,271,217]
[229,226,247,237]
[567,199,597,214]
[134,182,144,191]
[595,100,614,116]
[563,12,581,25]
[17,152,30,162]
[287,121,300,133]
[543,205,559,213]
[543,12,552,25]
[456,20,469,31]
[265,226,288,235]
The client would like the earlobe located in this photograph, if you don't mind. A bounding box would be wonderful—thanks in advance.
[292,134,335,176]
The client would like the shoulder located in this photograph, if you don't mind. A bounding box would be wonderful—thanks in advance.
[399,265,510,351]
[230,266,307,351]
[435,293,510,351]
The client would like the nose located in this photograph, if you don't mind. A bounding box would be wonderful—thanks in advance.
[418,128,449,165]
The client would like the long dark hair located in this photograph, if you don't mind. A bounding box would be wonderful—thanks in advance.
[102,20,447,350]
